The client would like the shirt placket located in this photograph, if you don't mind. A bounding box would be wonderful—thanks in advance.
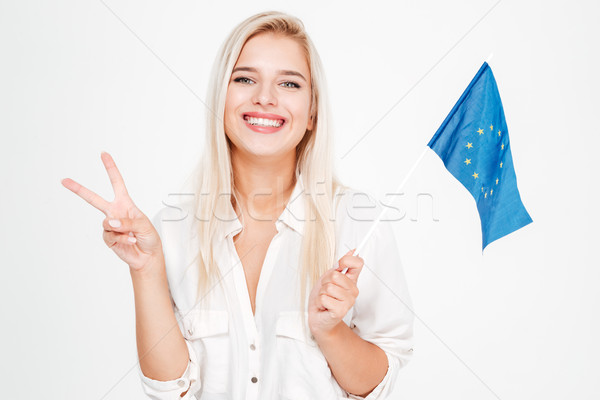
[229,226,284,400]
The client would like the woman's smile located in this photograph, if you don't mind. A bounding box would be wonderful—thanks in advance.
[243,111,287,134]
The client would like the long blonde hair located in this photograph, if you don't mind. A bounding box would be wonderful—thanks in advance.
[187,11,343,310]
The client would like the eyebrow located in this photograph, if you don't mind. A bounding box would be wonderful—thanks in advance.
[231,66,307,83]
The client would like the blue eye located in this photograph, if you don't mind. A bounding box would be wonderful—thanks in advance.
[233,77,254,84]
[281,81,301,89]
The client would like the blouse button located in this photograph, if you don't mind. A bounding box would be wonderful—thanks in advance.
[251,377,258,383]
[177,379,187,387]
[187,329,193,336]
[249,344,256,351]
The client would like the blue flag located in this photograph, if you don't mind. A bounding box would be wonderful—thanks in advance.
[428,62,532,250]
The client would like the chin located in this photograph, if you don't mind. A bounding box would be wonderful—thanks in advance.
[244,145,287,159]
[227,126,302,160]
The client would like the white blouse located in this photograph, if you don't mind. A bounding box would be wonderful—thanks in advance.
[137,179,414,400]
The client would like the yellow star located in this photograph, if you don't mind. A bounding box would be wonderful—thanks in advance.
[501,143,504,150]
[472,172,479,179]
[484,192,488,198]
[500,162,503,168]
[490,189,493,195]
[464,158,471,165]
[478,128,484,135]
[498,130,501,137]
[481,187,484,192]
[466,142,473,149]
[496,178,499,185]
[490,124,494,131]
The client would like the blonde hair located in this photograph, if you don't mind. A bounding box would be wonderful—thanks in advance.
[186,11,344,311]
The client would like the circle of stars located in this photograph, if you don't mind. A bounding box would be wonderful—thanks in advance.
[464,123,507,200]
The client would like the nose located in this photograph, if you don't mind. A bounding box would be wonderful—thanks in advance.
[252,83,277,107]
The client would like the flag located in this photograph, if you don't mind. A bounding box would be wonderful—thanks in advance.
[427,62,532,250]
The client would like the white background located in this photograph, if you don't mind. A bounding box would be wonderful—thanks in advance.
[1,0,599,399]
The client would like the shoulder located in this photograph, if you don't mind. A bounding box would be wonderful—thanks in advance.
[151,198,199,276]
[151,197,197,243]
[334,185,382,223]
[334,185,385,234]
[333,185,396,259]
[151,198,204,308]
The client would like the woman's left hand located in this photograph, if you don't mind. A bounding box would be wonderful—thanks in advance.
[308,249,364,340]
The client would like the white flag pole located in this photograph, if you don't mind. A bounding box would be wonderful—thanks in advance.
[347,146,430,263]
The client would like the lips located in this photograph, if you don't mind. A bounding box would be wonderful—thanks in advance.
[243,112,286,125]
[241,111,287,134]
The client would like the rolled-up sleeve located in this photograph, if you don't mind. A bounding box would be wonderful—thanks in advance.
[347,351,402,400]
[137,337,201,399]
[347,217,415,399]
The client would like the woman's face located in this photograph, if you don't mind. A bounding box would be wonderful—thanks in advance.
[224,33,313,161]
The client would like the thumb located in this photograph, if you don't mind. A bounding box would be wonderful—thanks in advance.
[336,248,356,271]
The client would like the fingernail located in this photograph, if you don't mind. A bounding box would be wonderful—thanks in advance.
[108,219,121,228]
[127,236,136,243]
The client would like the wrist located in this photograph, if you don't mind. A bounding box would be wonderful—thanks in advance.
[129,253,166,282]
[312,320,345,344]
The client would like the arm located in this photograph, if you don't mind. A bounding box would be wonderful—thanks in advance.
[61,153,197,398]
[344,220,415,399]
[133,208,203,399]
[130,255,189,385]
[313,321,388,397]
[308,220,414,399]
[308,249,389,397]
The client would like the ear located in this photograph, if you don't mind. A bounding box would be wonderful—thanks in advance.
[306,114,314,131]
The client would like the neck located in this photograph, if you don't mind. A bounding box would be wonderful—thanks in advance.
[230,148,297,219]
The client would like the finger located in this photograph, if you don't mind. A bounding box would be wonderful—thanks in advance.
[320,282,349,302]
[337,249,354,266]
[337,253,363,271]
[103,229,137,248]
[319,294,342,318]
[62,178,110,214]
[330,272,359,297]
[344,263,363,283]
[101,152,130,199]
[102,216,145,234]
[338,254,363,270]
[337,248,355,272]
[321,270,353,290]
[338,255,364,282]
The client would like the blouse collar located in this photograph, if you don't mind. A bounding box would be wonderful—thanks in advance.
[218,175,306,239]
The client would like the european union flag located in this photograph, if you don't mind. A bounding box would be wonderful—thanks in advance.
[428,62,532,250]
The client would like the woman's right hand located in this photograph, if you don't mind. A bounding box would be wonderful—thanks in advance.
[61,151,163,272]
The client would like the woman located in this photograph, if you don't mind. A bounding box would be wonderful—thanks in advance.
[62,11,413,400]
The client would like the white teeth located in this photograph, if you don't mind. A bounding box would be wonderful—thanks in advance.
[245,116,283,127]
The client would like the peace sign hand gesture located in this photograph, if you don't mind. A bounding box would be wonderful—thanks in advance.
[61,152,163,272]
